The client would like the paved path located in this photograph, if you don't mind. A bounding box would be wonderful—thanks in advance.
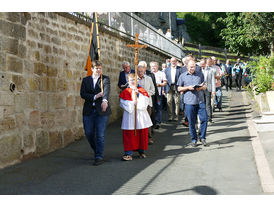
[0,89,266,194]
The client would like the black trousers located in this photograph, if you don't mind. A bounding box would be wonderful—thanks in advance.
[235,73,242,90]
[225,75,232,91]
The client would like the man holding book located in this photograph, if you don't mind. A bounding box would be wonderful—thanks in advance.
[177,60,208,147]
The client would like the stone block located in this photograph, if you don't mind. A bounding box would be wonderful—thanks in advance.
[18,44,27,58]
[72,126,84,140]
[15,113,27,130]
[51,37,61,45]
[22,130,35,152]
[0,52,6,70]
[39,76,47,91]
[29,110,40,128]
[0,134,21,165]
[34,63,47,76]
[39,18,49,25]
[28,76,39,91]
[0,117,16,131]
[15,93,28,113]
[40,33,50,42]
[1,36,19,55]
[0,19,26,40]
[21,12,31,25]
[49,130,63,151]
[12,74,25,91]
[24,60,34,74]
[55,94,66,109]
[27,29,39,39]
[27,40,36,49]
[55,110,68,126]
[47,67,57,77]
[43,45,52,54]
[6,12,21,23]
[46,77,57,92]
[46,27,58,36]
[58,31,66,38]
[2,106,15,118]
[0,107,3,119]
[66,70,72,79]
[57,79,68,91]
[7,55,23,73]
[63,128,74,146]
[35,130,49,156]
[0,92,15,106]
[40,112,55,129]
[66,95,74,108]
[47,94,56,112]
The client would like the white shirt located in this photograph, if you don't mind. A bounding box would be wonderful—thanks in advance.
[154,71,167,95]
[171,66,176,84]
[92,74,99,88]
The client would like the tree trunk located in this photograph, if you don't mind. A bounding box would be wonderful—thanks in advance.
[271,41,274,57]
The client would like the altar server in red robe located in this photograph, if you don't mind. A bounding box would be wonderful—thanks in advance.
[120,73,153,161]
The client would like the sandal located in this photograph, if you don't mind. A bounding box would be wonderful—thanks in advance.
[139,153,147,159]
[121,155,132,161]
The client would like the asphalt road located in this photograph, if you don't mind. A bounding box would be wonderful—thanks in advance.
[0,89,263,195]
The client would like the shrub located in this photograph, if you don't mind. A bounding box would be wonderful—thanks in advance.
[250,56,274,94]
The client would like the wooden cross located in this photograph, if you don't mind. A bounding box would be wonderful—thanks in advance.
[127,33,147,135]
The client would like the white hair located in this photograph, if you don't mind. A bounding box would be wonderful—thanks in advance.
[138,61,147,68]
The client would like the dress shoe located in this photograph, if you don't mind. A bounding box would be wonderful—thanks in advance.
[201,139,208,147]
[155,124,160,129]
[182,121,189,127]
[190,142,197,147]
[93,158,104,166]
[174,117,179,122]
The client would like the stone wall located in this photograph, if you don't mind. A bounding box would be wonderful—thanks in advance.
[0,12,169,169]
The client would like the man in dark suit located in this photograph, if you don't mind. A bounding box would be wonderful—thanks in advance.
[118,61,134,90]
[224,59,232,91]
[164,57,182,121]
[80,60,112,166]
[138,61,159,144]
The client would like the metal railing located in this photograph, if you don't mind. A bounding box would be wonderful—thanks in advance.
[70,12,184,59]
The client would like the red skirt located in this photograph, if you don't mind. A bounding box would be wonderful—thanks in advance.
[123,128,148,151]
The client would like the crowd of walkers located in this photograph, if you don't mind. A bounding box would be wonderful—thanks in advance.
[80,56,249,166]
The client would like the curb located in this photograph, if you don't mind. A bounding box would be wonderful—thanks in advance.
[242,91,274,193]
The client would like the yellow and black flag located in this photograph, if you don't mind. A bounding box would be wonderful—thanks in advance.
[85,12,100,76]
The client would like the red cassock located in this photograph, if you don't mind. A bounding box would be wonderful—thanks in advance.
[120,87,153,151]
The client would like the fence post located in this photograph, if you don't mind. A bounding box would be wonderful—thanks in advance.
[224,48,227,61]
[198,44,201,59]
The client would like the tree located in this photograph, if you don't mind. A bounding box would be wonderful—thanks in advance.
[218,12,274,56]
[176,12,226,47]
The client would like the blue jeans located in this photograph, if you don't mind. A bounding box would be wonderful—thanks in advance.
[155,95,163,124]
[185,103,208,143]
[83,109,110,160]
[215,87,222,109]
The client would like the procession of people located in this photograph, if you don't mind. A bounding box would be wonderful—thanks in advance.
[80,55,248,166]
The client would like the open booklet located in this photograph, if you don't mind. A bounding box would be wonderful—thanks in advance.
[192,82,205,89]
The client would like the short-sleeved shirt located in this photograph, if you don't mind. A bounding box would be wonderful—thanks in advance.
[154,71,167,95]
[177,71,205,105]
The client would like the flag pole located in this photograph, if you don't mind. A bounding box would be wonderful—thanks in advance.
[85,19,94,77]
[94,12,103,93]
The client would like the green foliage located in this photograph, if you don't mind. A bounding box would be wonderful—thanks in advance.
[218,12,274,56]
[176,12,226,48]
[250,56,274,94]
